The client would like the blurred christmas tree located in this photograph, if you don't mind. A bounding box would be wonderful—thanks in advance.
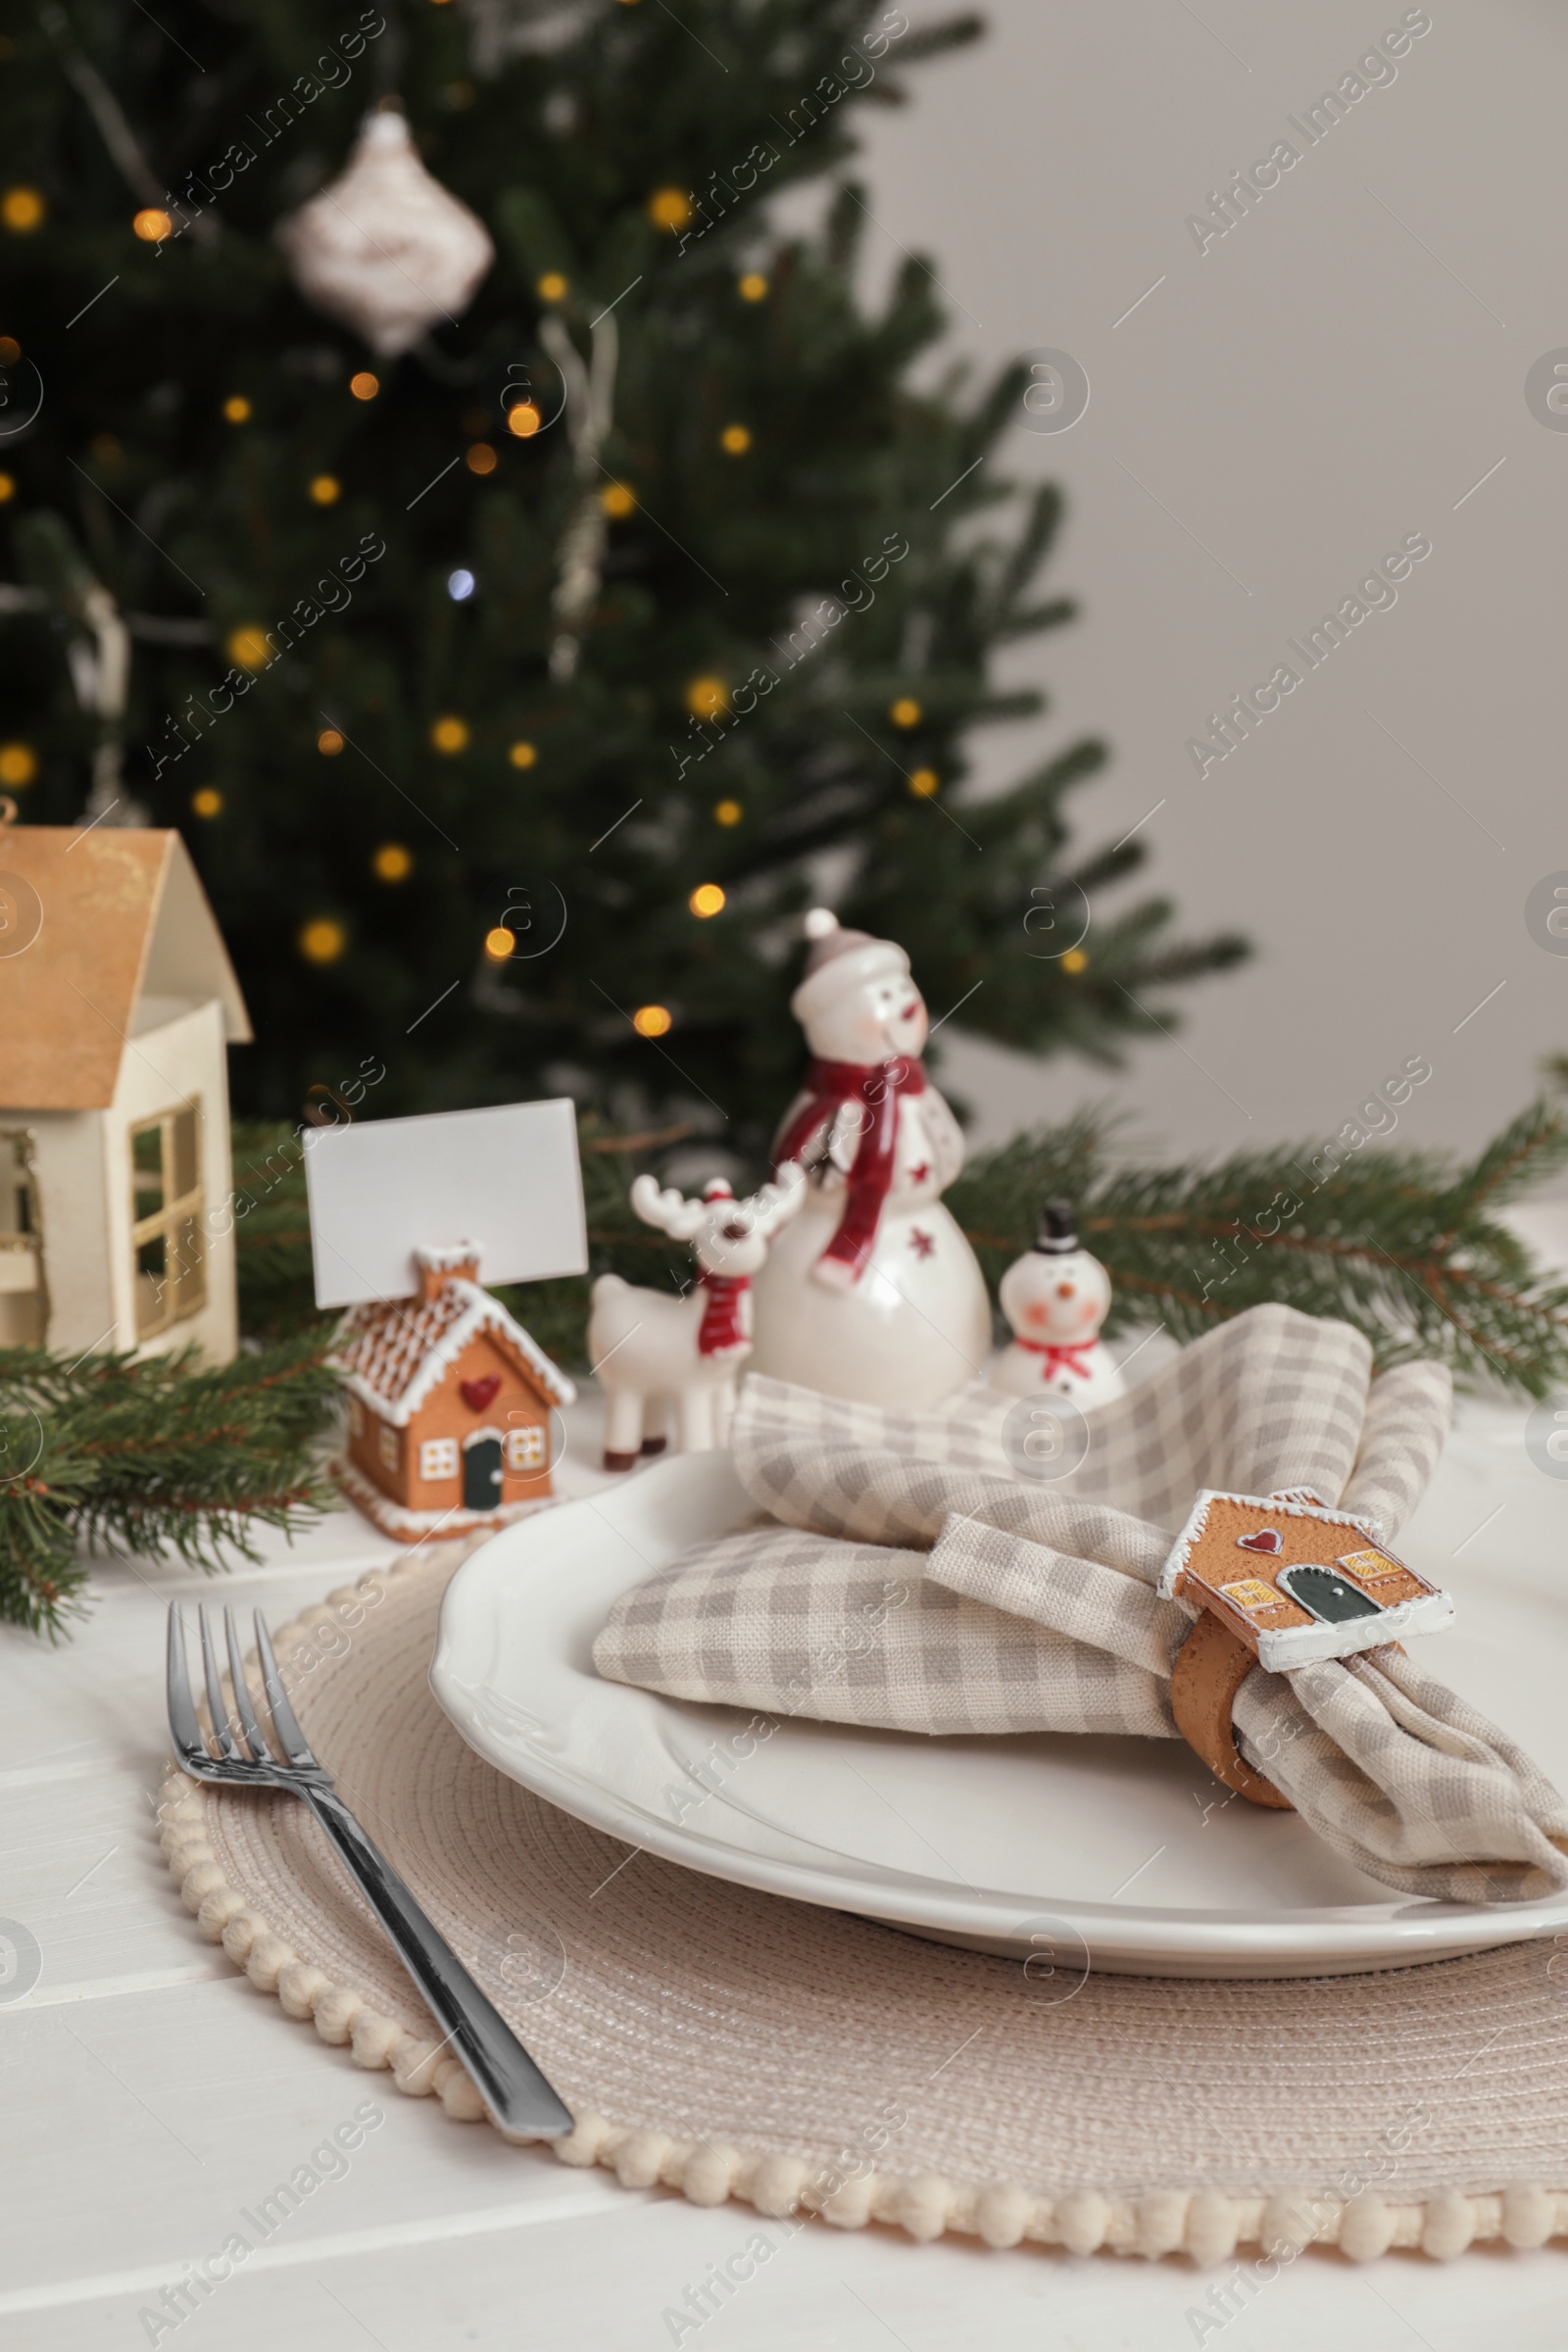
[0,0,1246,1146]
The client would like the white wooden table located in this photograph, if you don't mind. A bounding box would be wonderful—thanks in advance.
[5,1357,1567,2351]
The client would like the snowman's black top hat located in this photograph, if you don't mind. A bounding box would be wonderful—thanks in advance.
[1032,1200,1078,1256]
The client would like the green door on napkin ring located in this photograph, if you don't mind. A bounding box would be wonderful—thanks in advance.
[463,1435,504,1510]
[1277,1563,1383,1624]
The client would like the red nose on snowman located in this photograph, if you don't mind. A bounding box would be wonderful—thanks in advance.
[988,1199,1126,1408]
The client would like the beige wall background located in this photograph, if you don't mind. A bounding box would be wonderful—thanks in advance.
[845,0,1566,1167]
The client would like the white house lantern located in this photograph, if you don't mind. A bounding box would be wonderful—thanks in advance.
[0,822,251,1362]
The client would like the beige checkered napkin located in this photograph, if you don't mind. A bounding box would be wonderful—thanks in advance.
[592,1304,1568,1904]
[597,1524,1177,1740]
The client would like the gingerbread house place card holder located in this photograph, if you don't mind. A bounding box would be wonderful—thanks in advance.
[303,1099,588,1543]
[1157,1488,1454,1670]
[331,1245,575,1540]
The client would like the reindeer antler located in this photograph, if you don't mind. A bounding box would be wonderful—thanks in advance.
[746,1159,807,1240]
[629,1172,711,1242]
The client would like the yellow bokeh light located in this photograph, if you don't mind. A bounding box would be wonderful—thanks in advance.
[1061,947,1089,975]
[484,926,515,959]
[601,481,636,516]
[508,402,542,438]
[317,728,344,756]
[309,473,341,505]
[222,395,251,423]
[226,626,270,671]
[0,473,15,503]
[0,743,38,787]
[133,208,172,242]
[685,675,728,718]
[191,787,222,818]
[689,883,726,917]
[648,187,692,232]
[536,270,568,301]
[713,798,742,826]
[431,714,469,754]
[738,271,768,302]
[509,741,538,769]
[907,767,939,799]
[720,423,751,455]
[0,338,17,366]
[2,188,44,233]
[349,370,379,401]
[890,697,922,728]
[299,918,347,964]
[466,442,498,474]
[633,1004,672,1038]
[373,843,413,882]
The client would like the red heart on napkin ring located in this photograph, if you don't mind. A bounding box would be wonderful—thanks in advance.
[1237,1528,1282,1554]
[460,1374,502,1412]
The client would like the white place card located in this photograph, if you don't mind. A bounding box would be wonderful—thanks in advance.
[304,1099,588,1308]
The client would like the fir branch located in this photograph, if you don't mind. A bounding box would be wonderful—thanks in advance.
[0,1336,338,1639]
[948,1102,1568,1398]
[231,1101,1568,1400]
[1430,1095,1568,1228]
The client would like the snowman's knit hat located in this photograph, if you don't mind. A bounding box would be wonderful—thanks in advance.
[1032,1200,1079,1255]
[791,907,910,1029]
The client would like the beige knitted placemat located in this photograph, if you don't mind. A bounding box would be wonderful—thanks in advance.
[158,1544,1568,2267]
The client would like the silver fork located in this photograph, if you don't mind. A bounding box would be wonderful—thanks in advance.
[167,1602,572,2142]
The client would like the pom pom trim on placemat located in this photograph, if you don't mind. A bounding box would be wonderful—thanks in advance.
[149,1778,1568,2266]
[154,1547,1568,2268]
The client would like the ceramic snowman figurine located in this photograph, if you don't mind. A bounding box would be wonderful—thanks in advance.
[989,1200,1125,1409]
[748,909,993,1409]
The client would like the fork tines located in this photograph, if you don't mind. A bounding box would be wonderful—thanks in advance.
[167,1603,321,1777]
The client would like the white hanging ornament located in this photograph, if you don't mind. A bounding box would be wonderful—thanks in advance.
[277,109,495,358]
[988,1199,1126,1409]
[748,909,994,1410]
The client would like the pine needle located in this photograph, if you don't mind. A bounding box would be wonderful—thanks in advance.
[0,1336,337,1639]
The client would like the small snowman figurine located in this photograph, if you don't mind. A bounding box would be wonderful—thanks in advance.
[748,909,993,1409]
[989,1200,1126,1409]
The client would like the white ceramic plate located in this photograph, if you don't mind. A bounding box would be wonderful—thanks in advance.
[430,1441,1568,1978]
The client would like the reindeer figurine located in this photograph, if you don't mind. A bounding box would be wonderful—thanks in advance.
[588,1163,806,1470]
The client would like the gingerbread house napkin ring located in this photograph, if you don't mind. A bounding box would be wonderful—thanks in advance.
[1158,1487,1455,1809]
